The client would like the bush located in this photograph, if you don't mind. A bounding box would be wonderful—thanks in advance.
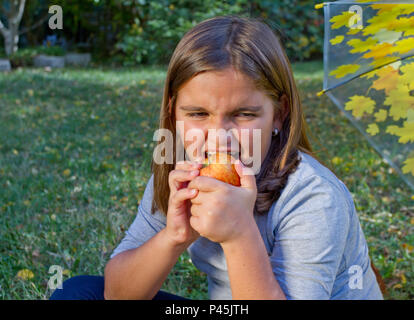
[7,46,66,68]
[114,0,323,66]
[114,0,245,66]
[254,0,323,61]
[7,48,38,68]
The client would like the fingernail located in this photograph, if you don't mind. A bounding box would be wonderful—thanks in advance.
[189,188,197,194]
[191,170,199,175]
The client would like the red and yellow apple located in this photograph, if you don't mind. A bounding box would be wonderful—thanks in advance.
[199,152,241,187]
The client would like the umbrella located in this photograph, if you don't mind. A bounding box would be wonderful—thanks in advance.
[315,0,414,191]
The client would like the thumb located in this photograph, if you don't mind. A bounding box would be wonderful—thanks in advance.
[234,159,257,190]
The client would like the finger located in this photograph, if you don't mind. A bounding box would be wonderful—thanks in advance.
[175,160,203,171]
[189,191,208,205]
[169,169,200,193]
[169,187,199,210]
[234,159,257,190]
[189,203,203,218]
[187,175,225,192]
[189,214,201,233]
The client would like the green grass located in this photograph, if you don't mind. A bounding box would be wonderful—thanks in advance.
[0,61,412,300]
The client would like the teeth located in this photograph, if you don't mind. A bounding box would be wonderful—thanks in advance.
[205,151,240,162]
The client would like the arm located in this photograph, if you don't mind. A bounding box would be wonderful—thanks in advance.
[105,163,201,300]
[104,228,187,300]
[221,222,286,300]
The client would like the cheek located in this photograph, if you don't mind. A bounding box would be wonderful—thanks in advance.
[260,131,272,161]
[177,121,207,159]
[238,118,273,165]
[248,118,273,147]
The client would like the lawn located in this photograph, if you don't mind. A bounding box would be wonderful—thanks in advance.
[0,61,412,299]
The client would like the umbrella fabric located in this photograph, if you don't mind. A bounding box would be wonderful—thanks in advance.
[318,0,414,191]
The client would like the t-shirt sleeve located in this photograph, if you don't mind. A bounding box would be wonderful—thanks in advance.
[269,174,351,300]
[109,174,167,259]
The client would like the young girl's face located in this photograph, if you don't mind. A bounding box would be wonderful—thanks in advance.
[175,67,285,170]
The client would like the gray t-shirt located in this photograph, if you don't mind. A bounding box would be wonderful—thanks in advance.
[110,150,383,300]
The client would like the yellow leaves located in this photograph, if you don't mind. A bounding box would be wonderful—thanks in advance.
[362,43,394,60]
[330,35,344,45]
[345,95,376,118]
[331,156,343,165]
[384,85,414,121]
[102,161,114,170]
[371,4,413,17]
[401,156,414,175]
[371,66,399,94]
[393,283,403,290]
[63,269,71,276]
[347,37,378,53]
[17,269,34,280]
[374,109,387,122]
[388,16,414,35]
[393,270,407,288]
[298,36,309,48]
[330,11,355,29]
[402,243,414,253]
[362,11,400,37]
[366,123,379,136]
[329,64,360,78]
[391,37,414,54]
[140,120,149,128]
[400,62,414,90]
[386,121,414,144]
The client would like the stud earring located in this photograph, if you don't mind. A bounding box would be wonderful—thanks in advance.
[272,128,279,136]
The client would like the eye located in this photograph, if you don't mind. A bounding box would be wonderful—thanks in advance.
[187,112,208,118]
[236,113,256,118]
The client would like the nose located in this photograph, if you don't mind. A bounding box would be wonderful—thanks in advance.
[208,117,234,132]
[205,118,239,151]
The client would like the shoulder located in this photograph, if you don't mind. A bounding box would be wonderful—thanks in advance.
[288,150,347,191]
[267,150,354,234]
[280,150,354,210]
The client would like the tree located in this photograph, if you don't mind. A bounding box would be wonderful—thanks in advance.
[0,0,26,56]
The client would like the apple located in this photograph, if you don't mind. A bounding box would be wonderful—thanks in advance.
[199,152,241,187]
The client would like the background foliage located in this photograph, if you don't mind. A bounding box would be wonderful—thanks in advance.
[1,0,323,63]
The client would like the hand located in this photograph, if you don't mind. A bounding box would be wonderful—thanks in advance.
[165,160,202,248]
[187,160,257,244]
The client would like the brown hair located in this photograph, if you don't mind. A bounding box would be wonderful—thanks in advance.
[151,15,323,216]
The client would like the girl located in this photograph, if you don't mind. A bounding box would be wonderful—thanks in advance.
[51,15,383,300]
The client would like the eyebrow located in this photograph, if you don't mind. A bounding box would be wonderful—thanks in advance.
[178,105,263,112]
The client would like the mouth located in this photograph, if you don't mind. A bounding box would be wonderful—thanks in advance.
[205,150,240,163]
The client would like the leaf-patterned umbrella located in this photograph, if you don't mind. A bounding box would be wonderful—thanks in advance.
[316,0,414,191]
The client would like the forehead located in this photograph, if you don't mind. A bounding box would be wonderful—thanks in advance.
[176,68,269,111]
